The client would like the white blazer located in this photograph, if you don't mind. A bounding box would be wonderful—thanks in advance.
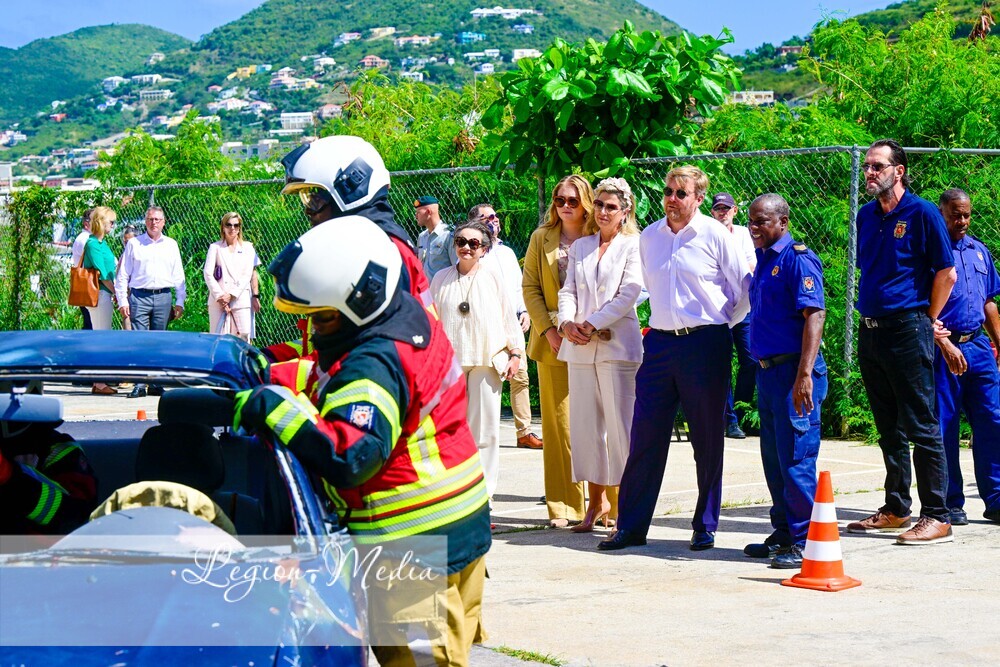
[557,233,644,364]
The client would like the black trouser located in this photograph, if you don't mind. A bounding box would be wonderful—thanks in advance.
[858,309,949,522]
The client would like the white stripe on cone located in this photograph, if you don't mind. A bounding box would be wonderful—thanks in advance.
[803,538,844,562]
[810,501,838,523]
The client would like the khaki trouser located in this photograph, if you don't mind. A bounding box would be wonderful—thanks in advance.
[536,362,586,522]
[509,364,533,437]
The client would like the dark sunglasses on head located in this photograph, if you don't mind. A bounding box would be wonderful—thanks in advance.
[663,187,690,200]
[552,196,580,209]
[593,200,622,213]
[454,237,484,250]
[224,222,241,229]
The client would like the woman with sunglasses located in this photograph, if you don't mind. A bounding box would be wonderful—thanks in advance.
[203,211,261,342]
[83,206,120,395]
[557,177,644,532]
[522,175,593,527]
[430,220,524,502]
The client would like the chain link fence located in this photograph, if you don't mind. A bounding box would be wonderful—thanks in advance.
[3,146,999,433]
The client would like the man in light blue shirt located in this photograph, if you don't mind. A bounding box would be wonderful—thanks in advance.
[414,196,457,280]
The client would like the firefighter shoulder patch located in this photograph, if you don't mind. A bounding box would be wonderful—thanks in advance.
[894,221,908,239]
[348,404,375,430]
[802,276,816,293]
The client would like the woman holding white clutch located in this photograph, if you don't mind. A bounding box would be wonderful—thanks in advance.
[203,212,260,341]
[430,220,524,500]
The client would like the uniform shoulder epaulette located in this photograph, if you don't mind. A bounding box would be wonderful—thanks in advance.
[792,243,809,254]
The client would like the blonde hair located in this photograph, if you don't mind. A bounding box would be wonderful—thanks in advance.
[220,211,245,244]
[586,177,640,236]
[664,166,709,198]
[89,206,117,236]
[542,174,594,229]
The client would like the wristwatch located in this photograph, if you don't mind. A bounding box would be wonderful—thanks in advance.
[510,352,522,359]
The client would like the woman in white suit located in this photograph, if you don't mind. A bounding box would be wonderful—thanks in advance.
[557,177,644,532]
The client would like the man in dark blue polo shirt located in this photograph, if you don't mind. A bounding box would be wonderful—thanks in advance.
[847,139,958,545]
[743,194,827,569]
[933,189,1000,526]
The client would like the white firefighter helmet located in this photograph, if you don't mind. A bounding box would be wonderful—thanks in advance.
[268,215,401,326]
[280,135,391,215]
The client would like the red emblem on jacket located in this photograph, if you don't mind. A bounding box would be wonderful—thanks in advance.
[894,221,907,239]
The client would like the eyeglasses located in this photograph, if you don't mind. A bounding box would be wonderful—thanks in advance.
[479,212,499,222]
[224,222,242,229]
[593,200,622,214]
[711,205,733,212]
[663,187,690,200]
[454,237,484,250]
[862,162,895,173]
[552,196,580,209]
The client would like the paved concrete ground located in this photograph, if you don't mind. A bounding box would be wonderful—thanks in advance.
[57,389,999,666]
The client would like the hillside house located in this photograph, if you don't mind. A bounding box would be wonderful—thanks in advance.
[139,89,173,102]
[276,67,297,77]
[317,103,343,120]
[280,112,314,131]
[394,35,435,47]
[511,48,541,61]
[464,52,487,61]
[221,138,281,162]
[131,73,162,86]
[370,27,397,39]
[475,63,495,74]
[457,32,486,44]
[147,52,165,65]
[512,23,533,34]
[729,90,774,106]
[360,55,390,69]
[399,71,424,82]
[208,98,250,112]
[228,65,257,80]
[247,100,275,115]
[484,48,501,58]
[49,113,67,122]
[207,85,223,92]
[471,7,536,19]
[102,76,126,92]
[314,56,337,71]
[219,87,240,100]
[777,45,804,56]
[270,74,297,89]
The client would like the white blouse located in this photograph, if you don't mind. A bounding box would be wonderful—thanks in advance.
[431,264,524,368]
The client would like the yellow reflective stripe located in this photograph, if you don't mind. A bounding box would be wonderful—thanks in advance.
[265,393,318,445]
[296,360,312,393]
[349,481,488,541]
[322,480,348,510]
[355,455,483,514]
[403,414,445,479]
[27,478,64,526]
[43,442,80,468]
[286,341,304,354]
[322,380,401,445]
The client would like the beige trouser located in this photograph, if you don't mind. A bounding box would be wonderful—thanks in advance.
[463,365,502,499]
[536,361,586,521]
[509,364,533,437]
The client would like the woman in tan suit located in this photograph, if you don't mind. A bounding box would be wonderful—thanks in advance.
[522,174,593,527]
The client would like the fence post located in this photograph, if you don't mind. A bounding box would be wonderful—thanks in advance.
[148,188,156,208]
[843,145,861,436]
[537,172,546,223]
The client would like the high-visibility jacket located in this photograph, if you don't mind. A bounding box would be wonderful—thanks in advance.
[0,426,98,534]
[240,292,490,574]
[266,205,431,363]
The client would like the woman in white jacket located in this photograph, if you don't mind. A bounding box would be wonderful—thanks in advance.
[557,178,644,532]
[203,212,260,341]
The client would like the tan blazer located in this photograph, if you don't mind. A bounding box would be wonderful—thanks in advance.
[522,224,564,365]
[556,233,643,364]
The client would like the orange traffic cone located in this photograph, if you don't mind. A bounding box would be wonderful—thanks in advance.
[136,409,147,421]
[782,470,861,592]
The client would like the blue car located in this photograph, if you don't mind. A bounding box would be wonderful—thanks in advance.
[0,330,368,665]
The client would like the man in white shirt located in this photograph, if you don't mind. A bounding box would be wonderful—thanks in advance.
[115,206,187,398]
[70,209,93,330]
[415,196,457,280]
[471,203,543,450]
[599,166,751,553]
[711,192,758,439]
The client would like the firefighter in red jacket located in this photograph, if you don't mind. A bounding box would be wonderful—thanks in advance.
[267,135,431,362]
[0,398,98,535]
[235,217,490,666]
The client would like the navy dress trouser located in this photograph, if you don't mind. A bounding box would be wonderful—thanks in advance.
[934,334,1000,513]
[618,325,732,535]
[725,315,756,427]
[757,353,828,546]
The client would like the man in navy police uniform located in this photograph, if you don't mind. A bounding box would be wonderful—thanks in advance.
[933,189,1000,525]
[742,194,827,569]
[847,139,958,544]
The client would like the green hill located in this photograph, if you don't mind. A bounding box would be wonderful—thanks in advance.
[0,25,191,124]
[740,0,987,101]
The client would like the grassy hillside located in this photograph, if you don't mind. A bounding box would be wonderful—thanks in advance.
[0,25,191,124]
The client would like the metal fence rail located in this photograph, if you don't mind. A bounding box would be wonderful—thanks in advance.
[3,146,999,432]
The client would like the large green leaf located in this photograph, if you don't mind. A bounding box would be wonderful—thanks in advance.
[542,77,571,102]
[607,68,629,97]
[611,97,630,127]
[556,101,576,132]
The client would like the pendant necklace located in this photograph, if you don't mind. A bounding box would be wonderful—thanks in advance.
[458,265,479,315]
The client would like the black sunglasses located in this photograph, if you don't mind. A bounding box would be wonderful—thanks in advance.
[663,187,690,200]
[454,237,484,250]
[223,222,241,229]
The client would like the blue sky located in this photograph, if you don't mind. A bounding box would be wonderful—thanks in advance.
[2,0,898,52]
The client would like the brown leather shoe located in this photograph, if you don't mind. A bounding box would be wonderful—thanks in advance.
[846,510,912,533]
[516,433,543,449]
[91,384,117,395]
[896,516,953,545]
